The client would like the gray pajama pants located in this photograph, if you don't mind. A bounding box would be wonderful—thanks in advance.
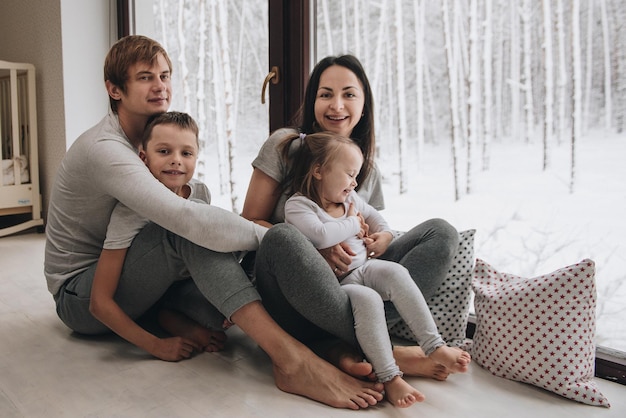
[255,219,459,354]
[342,259,445,382]
[55,222,259,335]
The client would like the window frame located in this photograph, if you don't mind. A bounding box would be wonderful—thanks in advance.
[119,0,625,387]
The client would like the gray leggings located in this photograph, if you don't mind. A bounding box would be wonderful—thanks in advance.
[342,259,446,382]
[254,219,459,350]
[55,222,259,335]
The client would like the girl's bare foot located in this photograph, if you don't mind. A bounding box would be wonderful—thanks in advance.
[326,342,375,380]
[384,375,425,408]
[429,346,471,373]
[393,345,450,380]
[158,309,227,352]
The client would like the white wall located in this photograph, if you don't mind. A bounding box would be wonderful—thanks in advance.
[60,0,113,148]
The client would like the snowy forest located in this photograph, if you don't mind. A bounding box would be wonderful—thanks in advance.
[139,0,626,351]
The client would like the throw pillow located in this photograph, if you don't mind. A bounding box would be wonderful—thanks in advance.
[390,229,475,347]
[472,258,609,407]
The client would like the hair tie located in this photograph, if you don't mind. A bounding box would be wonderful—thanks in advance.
[299,132,306,141]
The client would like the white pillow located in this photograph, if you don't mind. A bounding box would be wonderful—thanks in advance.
[390,229,475,347]
[472,258,610,407]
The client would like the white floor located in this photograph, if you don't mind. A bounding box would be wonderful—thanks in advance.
[1,231,624,418]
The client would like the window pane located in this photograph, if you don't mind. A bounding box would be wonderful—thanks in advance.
[315,1,626,352]
[135,0,269,213]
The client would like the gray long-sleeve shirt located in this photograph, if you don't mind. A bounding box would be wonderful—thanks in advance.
[44,111,266,295]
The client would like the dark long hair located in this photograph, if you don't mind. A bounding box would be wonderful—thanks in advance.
[292,55,375,190]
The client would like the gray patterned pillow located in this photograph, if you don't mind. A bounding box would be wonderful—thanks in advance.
[390,229,475,347]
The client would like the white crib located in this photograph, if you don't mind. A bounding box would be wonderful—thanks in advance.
[0,60,43,237]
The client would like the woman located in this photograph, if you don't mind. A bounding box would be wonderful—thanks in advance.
[242,55,460,380]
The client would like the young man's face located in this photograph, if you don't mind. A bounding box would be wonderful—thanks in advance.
[118,53,172,117]
[141,124,198,195]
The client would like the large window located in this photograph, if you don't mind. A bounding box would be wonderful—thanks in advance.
[131,0,625,374]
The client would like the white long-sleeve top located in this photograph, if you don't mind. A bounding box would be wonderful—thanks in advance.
[285,191,392,271]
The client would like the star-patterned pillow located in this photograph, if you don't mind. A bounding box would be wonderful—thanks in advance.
[471,258,610,407]
[390,229,475,347]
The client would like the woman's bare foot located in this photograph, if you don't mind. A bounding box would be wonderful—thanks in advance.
[158,309,227,352]
[393,345,450,380]
[273,347,384,410]
[326,342,375,380]
[429,346,471,373]
[384,375,425,408]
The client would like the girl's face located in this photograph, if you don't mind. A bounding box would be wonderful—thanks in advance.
[314,65,365,138]
[315,143,363,208]
[140,123,198,196]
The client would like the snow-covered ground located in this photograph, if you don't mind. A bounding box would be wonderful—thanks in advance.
[206,129,626,352]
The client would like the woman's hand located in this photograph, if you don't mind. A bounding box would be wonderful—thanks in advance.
[150,336,202,362]
[319,242,356,277]
[363,231,394,258]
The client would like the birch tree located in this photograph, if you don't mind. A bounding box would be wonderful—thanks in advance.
[522,0,535,143]
[570,0,582,194]
[557,0,568,144]
[177,0,191,113]
[394,0,408,193]
[600,0,612,131]
[482,0,493,171]
[414,0,425,171]
[209,0,228,195]
[542,0,554,170]
[467,0,480,194]
[442,0,461,201]
[583,0,594,132]
[509,5,521,141]
[195,0,207,182]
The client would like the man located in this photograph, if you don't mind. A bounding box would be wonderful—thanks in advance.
[44,35,383,409]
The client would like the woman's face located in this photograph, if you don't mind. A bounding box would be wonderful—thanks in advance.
[314,65,365,138]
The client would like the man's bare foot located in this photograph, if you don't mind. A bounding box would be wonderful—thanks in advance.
[384,375,425,408]
[393,345,449,380]
[326,342,375,380]
[429,346,471,373]
[273,350,384,410]
[158,309,227,352]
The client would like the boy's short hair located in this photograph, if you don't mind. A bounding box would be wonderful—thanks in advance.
[141,112,200,150]
[104,35,172,113]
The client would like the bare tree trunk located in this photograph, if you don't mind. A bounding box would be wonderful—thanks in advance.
[510,4,521,141]
[583,0,594,132]
[482,0,493,171]
[177,0,191,113]
[209,0,227,195]
[393,0,408,193]
[600,0,612,130]
[414,0,425,170]
[442,0,461,201]
[616,4,626,133]
[467,0,480,194]
[570,0,581,194]
[196,0,207,182]
[542,0,555,170]
[522,0,535,143]
[557,0,568,145]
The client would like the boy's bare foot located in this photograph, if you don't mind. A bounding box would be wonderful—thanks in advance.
[158,309,227,352]
[429,346,471,373]
[384,375,425,408]
[273,349,384,410]
[326,342,375,380]
[393,345,450,380]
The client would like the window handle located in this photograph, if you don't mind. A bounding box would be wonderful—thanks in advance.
[261,66,280,104]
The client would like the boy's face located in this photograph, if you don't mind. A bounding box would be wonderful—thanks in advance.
[116,53,172,117]
[140,124,198,195]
